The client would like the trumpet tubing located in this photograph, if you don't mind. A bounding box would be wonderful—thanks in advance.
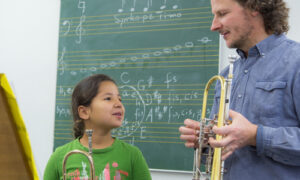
[192,56,236,180]
[62,129,95,180]
[62,150,95,180]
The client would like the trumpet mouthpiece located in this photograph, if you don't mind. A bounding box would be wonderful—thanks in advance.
[86,129,93,137]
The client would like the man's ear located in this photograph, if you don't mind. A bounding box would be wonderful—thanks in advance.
[251,10,259,17]
[78,105,90,120]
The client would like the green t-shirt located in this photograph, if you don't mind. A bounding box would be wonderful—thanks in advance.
[44,138,151,180]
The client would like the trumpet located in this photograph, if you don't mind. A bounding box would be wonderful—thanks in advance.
[192,55,237,180]
[62,129,95,180]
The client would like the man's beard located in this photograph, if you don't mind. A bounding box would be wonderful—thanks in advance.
[229,29,252,49]
[229,12,254,50]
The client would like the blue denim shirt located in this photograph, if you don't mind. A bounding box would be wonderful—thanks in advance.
[211,34,300,180]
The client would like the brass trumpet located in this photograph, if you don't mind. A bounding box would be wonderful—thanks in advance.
[62,129,95,180]
[192,55,237,180]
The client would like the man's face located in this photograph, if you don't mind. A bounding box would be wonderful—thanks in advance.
[210,0,256,51]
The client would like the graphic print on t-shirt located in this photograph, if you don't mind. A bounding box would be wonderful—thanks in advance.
[66,161,129,180]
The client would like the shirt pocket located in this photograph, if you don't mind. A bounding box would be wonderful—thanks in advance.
[252,81,287,118]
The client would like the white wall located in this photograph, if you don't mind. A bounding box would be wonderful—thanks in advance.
[0,0,60,177]
[0,0,299,179]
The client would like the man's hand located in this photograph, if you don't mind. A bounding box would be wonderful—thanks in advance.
[179,119,200,148]
[209,110,258,160]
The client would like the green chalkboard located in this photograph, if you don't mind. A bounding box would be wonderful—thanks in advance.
[54,0,219,171]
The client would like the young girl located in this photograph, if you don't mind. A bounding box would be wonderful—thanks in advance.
[44,74,151,180]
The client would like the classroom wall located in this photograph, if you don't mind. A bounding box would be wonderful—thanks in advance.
[0,0,299,179]
[0,0,59,177]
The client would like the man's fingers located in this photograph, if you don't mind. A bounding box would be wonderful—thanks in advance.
[218,135,233,147]
[208,137,220,147]
[222,149,233,160]
[208,135,233,148]
[185,142,197,148]
[212,125,230,136]
[229,110,239,119]
[184,119,200,130]
[180,134,198,142]
[179,126,199,135]
[179,120,200,136]
[179,119,200,149]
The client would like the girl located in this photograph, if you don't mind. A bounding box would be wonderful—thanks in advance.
[44,74,151,180]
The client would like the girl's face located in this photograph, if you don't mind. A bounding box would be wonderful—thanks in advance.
[84,81,125,130]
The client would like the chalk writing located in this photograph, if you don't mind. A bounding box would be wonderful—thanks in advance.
[62,20,71,36]
[58,47,66,76]
[117,0,178,13]
[60,37,215,76]
[76,0,86,44]
[114,72,207,140]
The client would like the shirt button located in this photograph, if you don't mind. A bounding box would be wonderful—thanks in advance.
[223,168,228,173]
[244,69,248,74]
[238,94,242,98]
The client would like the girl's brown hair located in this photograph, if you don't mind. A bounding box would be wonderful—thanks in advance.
[71,74,116,138]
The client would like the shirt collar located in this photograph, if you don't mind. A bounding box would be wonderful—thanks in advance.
[236,34,287,59]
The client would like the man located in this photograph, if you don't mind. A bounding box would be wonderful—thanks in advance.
[179,0,300,179]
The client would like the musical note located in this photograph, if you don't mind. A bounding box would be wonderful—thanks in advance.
[62,20,71,36]
[143,0,152,12]
[116,0,179,13]
[197,37,212,44]
[118,0,125,13]
[160,0,179,11]
[76,0,86,44]
[70,71,77,76]
[160,0,167,10]
[130,0,136,12]
[78,0,86,14]
[75,15,86,44]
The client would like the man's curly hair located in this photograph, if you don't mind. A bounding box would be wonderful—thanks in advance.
[235,0,289,34]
